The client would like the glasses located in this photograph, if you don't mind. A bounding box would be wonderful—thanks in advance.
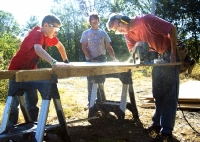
[48,24,60,32]
[114,21,120,34]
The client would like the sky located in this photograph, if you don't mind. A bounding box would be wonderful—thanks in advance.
[0,0,54,25]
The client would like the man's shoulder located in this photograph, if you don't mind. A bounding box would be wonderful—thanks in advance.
[27,26,42,37]
[81,29,91,36]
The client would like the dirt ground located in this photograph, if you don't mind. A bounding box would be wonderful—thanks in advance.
[1,76,200,142]
[47,76,200,142]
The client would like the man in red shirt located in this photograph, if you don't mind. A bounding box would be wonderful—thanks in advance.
[106,13,179,141]
[8,14,71,126]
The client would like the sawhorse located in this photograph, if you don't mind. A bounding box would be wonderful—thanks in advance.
[0,75,71,142]
[88,70,139,123]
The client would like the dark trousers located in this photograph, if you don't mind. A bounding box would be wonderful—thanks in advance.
[152,49,180,134]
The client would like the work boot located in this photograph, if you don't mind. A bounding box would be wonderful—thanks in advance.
[151,132,174,142]
[144,125,161,138]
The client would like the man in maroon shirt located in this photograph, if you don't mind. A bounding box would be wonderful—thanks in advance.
[106,13,179,141]
[8,14,71,126]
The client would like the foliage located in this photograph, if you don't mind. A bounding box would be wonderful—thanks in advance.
[156,0,200,60]
[0,10,22,101]
[181,63,200,81]
[0,11,21,70]
[20,15,39,37]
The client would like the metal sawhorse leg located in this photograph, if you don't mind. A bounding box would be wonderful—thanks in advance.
[88,70,139,123]
[0,75,71,142]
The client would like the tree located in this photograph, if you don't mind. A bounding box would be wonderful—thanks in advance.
[20,15,39,37]
[156,0,200,61]
[0,10,21,101]
[0,10,21,70]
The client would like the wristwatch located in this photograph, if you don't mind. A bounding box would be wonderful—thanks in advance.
[64,59,70,63]
[51,59,57,65]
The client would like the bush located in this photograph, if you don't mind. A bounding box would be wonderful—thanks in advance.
[0,79,8,102]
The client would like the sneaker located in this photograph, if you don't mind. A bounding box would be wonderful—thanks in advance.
[144,125,161,138]
[152,133,173,142]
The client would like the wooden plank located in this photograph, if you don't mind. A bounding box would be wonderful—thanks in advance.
[0,70,18,80]
[140,98,200,103]
[53,64,140,79]
[139,80,200,102]
[15,62,181,82]
[53,62,181,78]
[139,98,200,103]
[140,103,200,109]
[15,68,53,82]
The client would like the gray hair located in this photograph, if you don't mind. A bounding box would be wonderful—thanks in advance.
[106,13,122,31]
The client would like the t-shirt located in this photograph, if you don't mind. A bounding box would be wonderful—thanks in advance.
[80,28,111,59]
[8,26,59,70]
[125,14,172,54]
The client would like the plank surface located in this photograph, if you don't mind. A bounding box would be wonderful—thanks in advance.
[139,80,200,109]
[140,80,200,100]
[0,70,18,80]
[12,62,181,82]
[53,62,181,79]
[16,68,53,82]
[140,103,200,109]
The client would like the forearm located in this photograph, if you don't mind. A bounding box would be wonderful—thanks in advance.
[169,25,177,55]
[81,42,91,59]
[34,45,53,64]
[82,48,91,59]
[106,45,117,61]
[56,41,68,61]
[107,48,116,60]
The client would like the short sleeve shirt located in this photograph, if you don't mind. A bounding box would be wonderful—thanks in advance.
[125,14,172,54]
[80,28,111,59]
[8,26,59,70]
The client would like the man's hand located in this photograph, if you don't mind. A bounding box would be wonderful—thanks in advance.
[53,62,73,67]
[170,53,176,63]
[113,58,119,62]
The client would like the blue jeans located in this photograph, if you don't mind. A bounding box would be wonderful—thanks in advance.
[152,50,180,134]
[7,80,39,127]
[86,55,106,102]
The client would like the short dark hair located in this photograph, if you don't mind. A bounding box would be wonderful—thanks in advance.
[42,15,62,26]
[88,12,100,22]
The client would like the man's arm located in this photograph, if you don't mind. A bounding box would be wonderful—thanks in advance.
[81,42,91,60]
[34,44,54,64]
[55,41,69,62]
[169,24,178,63]
[34,43,71,66]
[105,43,118,61]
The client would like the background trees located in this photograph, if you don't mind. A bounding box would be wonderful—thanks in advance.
[0,0,199,67]
[156,0,200,60]
[0,10,21,70]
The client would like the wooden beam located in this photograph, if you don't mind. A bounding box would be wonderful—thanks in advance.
[15,62,181,82]
[15,68,53,82]
[0,70,18,80]
[53,62,181,78]
[53,62,142,79]
[140,102,200,109]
